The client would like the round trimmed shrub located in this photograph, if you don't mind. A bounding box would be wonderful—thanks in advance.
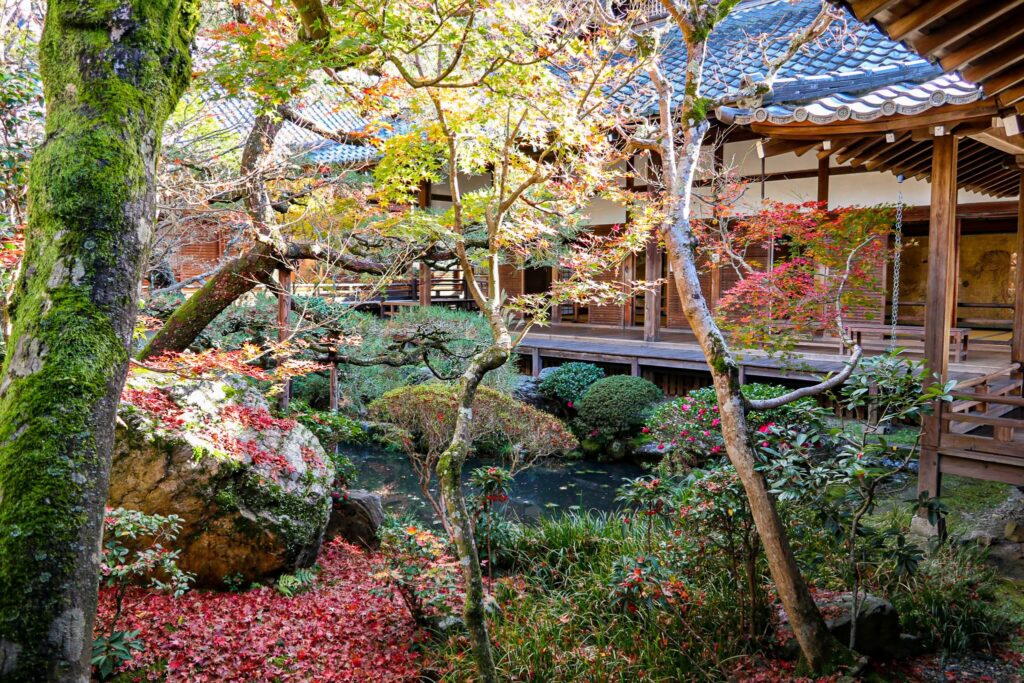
[539,362,605,409]
[575,375,663,439]
[369,383,577,458]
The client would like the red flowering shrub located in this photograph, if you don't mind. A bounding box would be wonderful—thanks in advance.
[94,539,425,682]
[645,383,827,471]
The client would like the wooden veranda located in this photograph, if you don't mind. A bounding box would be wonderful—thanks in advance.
[822,0,1024,495]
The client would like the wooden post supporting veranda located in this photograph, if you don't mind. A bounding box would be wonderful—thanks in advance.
[418,262,432,306]
[329,351,339,413]
[550,267,562,323]
[1013,162,1024,379]
[643,235,662,341]
[816,155,830,207]
[277,267,293,411]
[418,181,432,307]
[919,134,959,507]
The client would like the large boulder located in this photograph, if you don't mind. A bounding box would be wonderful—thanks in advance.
[326,489,385,549]
[110,370,334,588]
[820,593,904,659]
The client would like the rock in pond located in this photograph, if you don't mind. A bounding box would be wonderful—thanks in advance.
[326,489,385,549]
[110,371,334,588]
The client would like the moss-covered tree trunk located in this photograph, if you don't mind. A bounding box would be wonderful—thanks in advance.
[436,343,509,683]
[139,246,279,359]
[0,2,198,679]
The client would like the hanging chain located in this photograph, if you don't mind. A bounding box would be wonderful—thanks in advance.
[889,190,904,351]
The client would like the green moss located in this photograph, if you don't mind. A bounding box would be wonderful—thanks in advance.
[0,1,200,675]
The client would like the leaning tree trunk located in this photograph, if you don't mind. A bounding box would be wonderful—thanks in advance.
[0,2,198,680]
[139,246,279,358]
[436,343,509,683]
[663,123,845,673]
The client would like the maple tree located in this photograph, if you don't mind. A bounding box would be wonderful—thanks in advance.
[0,1,201,677]
[323,2,662,678]
[697,198,893,350]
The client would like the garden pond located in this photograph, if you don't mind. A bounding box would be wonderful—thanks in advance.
[345,445,647,524]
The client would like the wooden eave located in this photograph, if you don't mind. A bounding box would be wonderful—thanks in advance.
[739,97,1023,198]
[835,0,1024,110]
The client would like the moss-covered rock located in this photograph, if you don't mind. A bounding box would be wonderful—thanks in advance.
[109,370,333,587]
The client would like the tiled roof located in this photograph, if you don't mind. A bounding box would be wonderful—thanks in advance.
[180,0,983,160]
[177,85,378,167]
[619,0,982,124]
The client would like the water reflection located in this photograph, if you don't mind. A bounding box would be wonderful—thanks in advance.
[345,446,647,525]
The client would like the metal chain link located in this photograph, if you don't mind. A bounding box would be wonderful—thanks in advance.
[889,190,904,350]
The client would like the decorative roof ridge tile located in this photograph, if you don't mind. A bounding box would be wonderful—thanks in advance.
[718,71,983,126]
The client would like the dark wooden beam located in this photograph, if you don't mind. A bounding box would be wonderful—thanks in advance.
[817,156,829,206]
[962,39,1024,85]
[871,140,930,171]
[887,0,973,40]
[837,136,889,165]
[997,83,1024,107]
[911,0,1024,56]
[643,237,662,342]
[750,101,998,138]
[986,60,1024,97]
[550,267,562,324]
[849,0,902,21]
[940,13,1024,72]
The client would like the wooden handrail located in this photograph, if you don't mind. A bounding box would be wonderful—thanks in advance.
[954,363,1021,390]
[950,392,1024,407]
[945,412,1024,429]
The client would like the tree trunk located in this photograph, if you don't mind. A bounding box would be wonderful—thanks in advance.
[139,246,279,359]
[0,1,198,679]
[436,345,509,683]
[663,123,844,673]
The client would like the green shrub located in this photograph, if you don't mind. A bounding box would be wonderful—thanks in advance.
[294,404,368,452]
[575,375,663,440]
[646,383,827,470]
[369,383,577,459]
[291,373,332,410]
[891,543,1016,654]
[539,362,605,409]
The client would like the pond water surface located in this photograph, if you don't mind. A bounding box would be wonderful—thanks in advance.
[346,446,647,525]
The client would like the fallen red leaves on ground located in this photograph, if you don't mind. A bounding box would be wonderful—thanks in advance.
[95,539,425,682]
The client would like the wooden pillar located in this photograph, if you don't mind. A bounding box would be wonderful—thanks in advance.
[418,262,431,306]
[709,261,722,308]
[816,155,830,207]
[919,134,959,503]
[417,179,431,307]
[643,235,662,341]
[277,268,293,412]
[622,255,636,328]
[329,352,339,413]
[1013,166,1024,375]
[531,348,542,377]
[550,267,562,324]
